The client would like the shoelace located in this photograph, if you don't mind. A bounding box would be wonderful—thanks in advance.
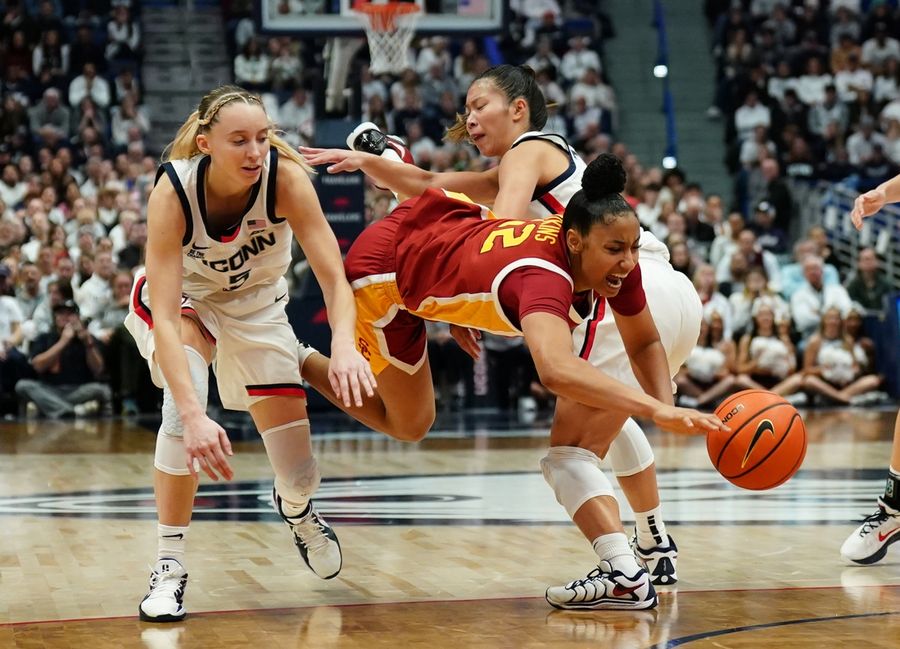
[858,507,894,536]
[146,566,184,601]
[290,513,331,553]
[566,567,605,590]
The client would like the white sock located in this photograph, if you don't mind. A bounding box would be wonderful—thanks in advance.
[592,532,641,575]
[634,505,668,549]
[158,524,189,563]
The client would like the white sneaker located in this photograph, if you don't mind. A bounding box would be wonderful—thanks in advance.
[138,559,188,622]
[274,488,342,579]
[545,561,657,610]
[634,534,678,586]
[840,498,900,565]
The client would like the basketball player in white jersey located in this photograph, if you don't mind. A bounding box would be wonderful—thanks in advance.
[301,64,701,608]
[125,85,375,622]
[841,173,900,565]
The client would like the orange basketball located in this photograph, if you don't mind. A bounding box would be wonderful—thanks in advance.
[707,389,807,490]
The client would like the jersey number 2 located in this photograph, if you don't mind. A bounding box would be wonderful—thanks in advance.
[480,221,536,254]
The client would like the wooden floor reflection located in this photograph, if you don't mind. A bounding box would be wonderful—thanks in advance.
[1,407,899,648]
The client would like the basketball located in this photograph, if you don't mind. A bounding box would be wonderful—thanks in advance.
[707,390,807,490]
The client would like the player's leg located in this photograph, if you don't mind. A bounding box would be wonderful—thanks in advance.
[841,409,900,564]
[542,403,657,611]
[141,315,213,622]
[250,395,343,579]
[299,349,436,442]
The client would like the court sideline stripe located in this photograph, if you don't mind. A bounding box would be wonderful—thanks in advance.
[651,609,900,648]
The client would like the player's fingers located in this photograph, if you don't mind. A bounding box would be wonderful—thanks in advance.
[199,454,219,482]
[219,429,233,457]
[186,453,198,479]
[347,371,363,408]
[361,365,377,396]
[210,446,234,481]
[337,371,353,407]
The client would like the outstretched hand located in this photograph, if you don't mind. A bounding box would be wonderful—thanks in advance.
[850,187,887,230]
[652,404,729,436]
[328,341,377,408]
[449,325,482,360]
[299,147,365,174]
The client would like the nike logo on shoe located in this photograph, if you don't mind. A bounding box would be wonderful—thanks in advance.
[878,528,900,542]
[612,583,641,597]
[162,534,184,540]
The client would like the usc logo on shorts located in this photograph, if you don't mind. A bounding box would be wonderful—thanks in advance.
[357,337,371,360]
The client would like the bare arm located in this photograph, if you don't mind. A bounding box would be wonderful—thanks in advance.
[521,311,726,435]
[300,147,501,204]
[613,305,674,405]
[277,158,375,407]
[491,141,555,218]
[146,176,233,481]
[736,335,755,374]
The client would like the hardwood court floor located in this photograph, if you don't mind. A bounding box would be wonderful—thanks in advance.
[1,407,899,648]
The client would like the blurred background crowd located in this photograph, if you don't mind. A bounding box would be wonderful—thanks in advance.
[0,0,896,420]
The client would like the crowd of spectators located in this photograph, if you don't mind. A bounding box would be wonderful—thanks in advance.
[705,0,900,218]
[0,0,154,417]
[0,0,895,420]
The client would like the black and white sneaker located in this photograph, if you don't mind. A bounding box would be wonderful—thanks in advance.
[138,558,188,622]
[840,498,900,565]
[545,561,657,610]
[346,121,414,165]
[273,488,342,579]
[634,533,678,586]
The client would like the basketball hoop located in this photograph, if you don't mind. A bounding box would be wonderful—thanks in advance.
[352,1,421,75]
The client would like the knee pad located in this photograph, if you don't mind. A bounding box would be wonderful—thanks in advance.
[154,346,209,476]
[274,457,320,504]
[607,418,655,478]
[540,446,615,518]
[261,420,319,503]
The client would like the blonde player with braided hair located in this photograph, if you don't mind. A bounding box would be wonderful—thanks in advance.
[125,85,375,622]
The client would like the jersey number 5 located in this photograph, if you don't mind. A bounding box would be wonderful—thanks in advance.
[224,269,250,291]
[480,221,536,254]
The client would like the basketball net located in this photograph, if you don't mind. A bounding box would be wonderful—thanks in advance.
[352,1,421,75]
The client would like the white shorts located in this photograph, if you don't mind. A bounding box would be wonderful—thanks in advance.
[572,241,702,392]
[124,270,304,411]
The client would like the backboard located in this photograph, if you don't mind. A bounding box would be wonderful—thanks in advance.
[257,0,505,36]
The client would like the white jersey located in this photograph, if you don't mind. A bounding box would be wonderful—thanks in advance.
[509,131,587,219]
[157,149,292,301]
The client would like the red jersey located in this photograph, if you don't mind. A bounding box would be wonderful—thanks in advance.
[386,189,644,335]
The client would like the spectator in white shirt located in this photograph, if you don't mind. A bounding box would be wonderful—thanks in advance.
[74,250,115,323]
[795,56,833,106]
[416,37,452,77]
[874,57,899,105]
[526,37,561,76]
[234,38,271,91]
[734,89,772,142]
[790,255,853,339]
[846,115,889,165]
[110,94,150,149]
[861,23,900,69]
[835,53,874,102]
[68,62,111,109]
[0,164,28,209]
[279,88,315,147]
[106,5,141,62]
[559,37,602,85]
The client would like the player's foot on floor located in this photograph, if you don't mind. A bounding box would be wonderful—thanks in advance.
[840,497,900,565]
[545,561,658,611]
[273,487,342,579]
[634,533,678,586]
[138,558,188,623]
[346,122,415,165]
